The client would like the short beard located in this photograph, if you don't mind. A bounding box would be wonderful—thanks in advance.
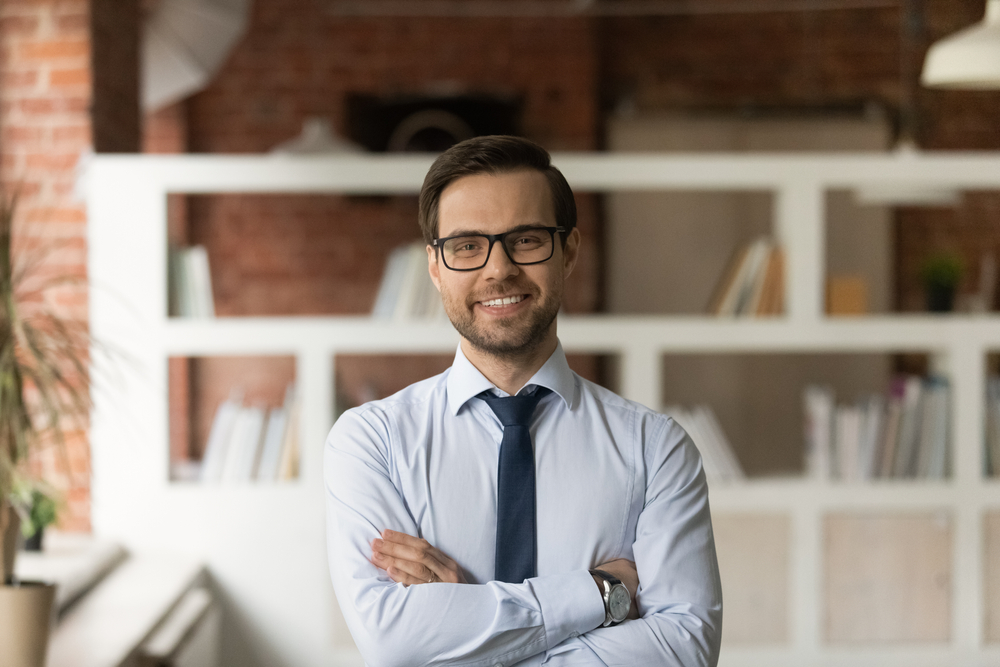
[443,284,560,361]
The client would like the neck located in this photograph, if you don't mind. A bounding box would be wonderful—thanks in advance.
[461,330,558,396]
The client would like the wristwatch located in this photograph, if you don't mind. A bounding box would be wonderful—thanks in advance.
[590,569,631,627]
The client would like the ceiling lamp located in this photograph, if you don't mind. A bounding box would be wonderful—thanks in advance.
[922,0,1000,89]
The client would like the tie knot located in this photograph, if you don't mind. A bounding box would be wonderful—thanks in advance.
[480,387,551,427]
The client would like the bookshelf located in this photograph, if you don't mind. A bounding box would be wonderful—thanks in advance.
[87,152,1000,667]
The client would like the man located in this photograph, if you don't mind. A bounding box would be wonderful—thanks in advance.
[325,136,722,666]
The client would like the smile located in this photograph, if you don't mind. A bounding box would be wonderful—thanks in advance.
[480,295,525,307]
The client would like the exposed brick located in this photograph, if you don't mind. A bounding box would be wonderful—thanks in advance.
[25,151,79,170]
[17,37,88,61]
[0,15,41,36]
[52,122,90,144]
[48,66,89,87]
[2,69,40,89]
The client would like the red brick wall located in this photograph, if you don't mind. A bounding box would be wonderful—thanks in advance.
[602,0,1000,312]
[0,0,92,531]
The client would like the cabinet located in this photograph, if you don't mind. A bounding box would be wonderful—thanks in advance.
[87,152,1000,667]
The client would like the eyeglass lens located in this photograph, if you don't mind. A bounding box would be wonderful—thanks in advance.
[442,228,555,270]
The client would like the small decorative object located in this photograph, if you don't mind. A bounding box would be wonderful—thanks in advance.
[9,480,58,552]
[0,192,92,667]
[920,252,964,313]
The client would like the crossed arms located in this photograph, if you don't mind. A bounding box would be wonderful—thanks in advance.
[325,406,723,667]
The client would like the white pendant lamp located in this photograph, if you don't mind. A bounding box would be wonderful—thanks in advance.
[922,0,1000,89]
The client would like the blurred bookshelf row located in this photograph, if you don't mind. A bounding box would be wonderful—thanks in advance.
[166,238,998,319]
[167,352,1000,485]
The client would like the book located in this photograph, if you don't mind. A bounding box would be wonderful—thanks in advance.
[200,394,243,483]
[186,245,216,318]
[833,404,861,481]
[708,237,781,317]
[372,245,410,318]
[987,376,1000,476]
[277,392,301,480]
[755,246,785,316]
[220,406,266,483]
[372,241,445,320]
[856,394,885,480]
[665,404,744,483]
[169,245,216,318]
[877,387,903,478]
[256,384,295,481]
[707,244,751,315]
[891,376,924,478]
[918,376,950,480]
[803,385,833,480]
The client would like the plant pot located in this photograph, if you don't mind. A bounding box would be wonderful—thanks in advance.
[23,525,43,552]
[925,283,956,313]
[0,580,56,667]
[1,502,21,583]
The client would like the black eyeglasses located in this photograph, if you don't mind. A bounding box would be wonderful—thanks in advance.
[432,226,566,271]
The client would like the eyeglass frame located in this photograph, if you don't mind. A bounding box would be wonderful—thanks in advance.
[431,226,568,272]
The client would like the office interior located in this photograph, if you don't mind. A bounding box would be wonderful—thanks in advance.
[2,1,1000,665]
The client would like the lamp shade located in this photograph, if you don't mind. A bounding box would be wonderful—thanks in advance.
[922,0,1000,89]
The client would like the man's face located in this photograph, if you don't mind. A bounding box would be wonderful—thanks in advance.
[427,170,580,359]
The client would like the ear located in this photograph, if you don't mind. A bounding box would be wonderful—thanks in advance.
[561,228,581,279]
[427,244,442,292]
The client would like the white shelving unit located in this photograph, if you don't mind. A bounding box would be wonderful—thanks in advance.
[87,152,1000,667]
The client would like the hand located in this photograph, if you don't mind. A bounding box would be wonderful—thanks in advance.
[593,558,640,620]
[371,529,468,586]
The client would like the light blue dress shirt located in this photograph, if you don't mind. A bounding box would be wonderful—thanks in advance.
[325,342,723,666]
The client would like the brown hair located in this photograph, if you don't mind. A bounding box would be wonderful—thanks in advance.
[418,135,577,246]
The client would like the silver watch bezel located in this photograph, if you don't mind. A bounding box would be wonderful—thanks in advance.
[591,569,631,627]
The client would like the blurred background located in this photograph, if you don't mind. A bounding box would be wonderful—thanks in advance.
[3,0,1000,665]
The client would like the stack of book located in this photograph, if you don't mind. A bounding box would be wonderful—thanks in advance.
[803,376,950,481]
[987,375,1000,476]
[707,237,784,317]
[197,385,300,484]
[664,404,745,483]
[168,245,216,318]
[372,241,446,320]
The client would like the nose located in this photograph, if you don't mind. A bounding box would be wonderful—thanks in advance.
[483,238,519,281]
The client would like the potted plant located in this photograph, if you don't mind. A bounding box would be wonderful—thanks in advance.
[10,478,59,552]
[920,251,964,313]
[0,192,91,667]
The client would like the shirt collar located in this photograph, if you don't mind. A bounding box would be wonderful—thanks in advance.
[446,341,578,416]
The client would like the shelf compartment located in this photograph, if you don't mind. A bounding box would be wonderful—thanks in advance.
[169,355,298,484]
[824,512,952,644]
[659,352,947,482]
[988,512,1000,644]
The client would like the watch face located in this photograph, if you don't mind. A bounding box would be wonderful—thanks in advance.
[609,584,630,622]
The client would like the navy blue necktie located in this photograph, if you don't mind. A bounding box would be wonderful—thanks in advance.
[480,387,551,583]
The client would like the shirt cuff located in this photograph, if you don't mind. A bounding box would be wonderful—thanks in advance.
[529,569,607,650]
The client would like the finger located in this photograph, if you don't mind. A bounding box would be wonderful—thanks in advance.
[372,551,436,584]
[376,532,466,584]
[374,538,451,577]
[387,565,426,586]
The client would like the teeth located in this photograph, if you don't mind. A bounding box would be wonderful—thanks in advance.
[482,295,524,307]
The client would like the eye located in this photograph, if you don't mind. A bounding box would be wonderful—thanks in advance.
[510,231,546,247]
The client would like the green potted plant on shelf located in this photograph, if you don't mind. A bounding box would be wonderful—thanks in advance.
[920,251,964,313]
[9,478,59,552]
[0,192,91,667]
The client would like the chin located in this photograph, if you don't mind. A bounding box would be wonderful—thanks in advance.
[456,311,557,358]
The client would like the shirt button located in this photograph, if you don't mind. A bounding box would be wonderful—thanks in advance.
[569,631,579,638]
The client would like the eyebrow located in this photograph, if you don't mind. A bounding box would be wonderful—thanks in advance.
[441,223,550,238]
